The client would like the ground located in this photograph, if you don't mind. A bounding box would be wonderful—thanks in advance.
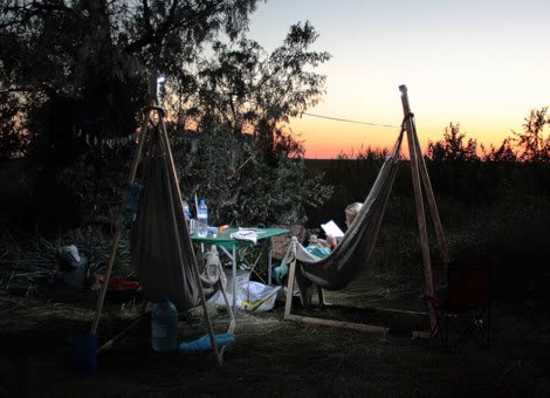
[1,271,549,397]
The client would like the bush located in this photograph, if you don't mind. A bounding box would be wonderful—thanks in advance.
[171,126,332,226]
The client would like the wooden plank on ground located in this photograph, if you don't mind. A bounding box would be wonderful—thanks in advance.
[286,313,389,334]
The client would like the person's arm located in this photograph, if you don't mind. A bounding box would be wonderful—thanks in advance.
[326,235,338,250]
[309,234,332,249]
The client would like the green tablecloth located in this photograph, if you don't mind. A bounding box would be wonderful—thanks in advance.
[191,227,288,248]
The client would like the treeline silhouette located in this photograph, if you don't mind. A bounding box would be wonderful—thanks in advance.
[307,108,550,227]
[305,110,550,298]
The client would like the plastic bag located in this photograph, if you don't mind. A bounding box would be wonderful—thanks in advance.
[208,280,281,312]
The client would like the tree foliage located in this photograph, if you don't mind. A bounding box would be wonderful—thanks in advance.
[165,21,330,159]
[0,91,29,160]
[0,0,261,148]
[159,21,333,225]
[0,1,335,230]
[427,122,479,162]
[513,106,550,162]
[482,137,517,163]
[170,127,332,226]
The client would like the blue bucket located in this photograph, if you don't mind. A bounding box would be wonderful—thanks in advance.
[71,334,98,373]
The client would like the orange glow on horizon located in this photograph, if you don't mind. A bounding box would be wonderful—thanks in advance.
[246,0,550,159]
[293,113,529,159]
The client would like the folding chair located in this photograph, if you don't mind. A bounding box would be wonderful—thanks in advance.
[426,261,491,348]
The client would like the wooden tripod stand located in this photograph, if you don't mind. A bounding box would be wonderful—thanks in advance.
[90,105,228,365]
[284,85,449,335]
[399,84,449,331]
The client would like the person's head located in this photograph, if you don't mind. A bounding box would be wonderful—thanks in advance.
[344,202,363,227]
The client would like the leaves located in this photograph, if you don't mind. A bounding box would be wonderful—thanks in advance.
[170,125,333,226]
[0,2,334,230]
[171,21,331,149]
[513,106,550,162]
[0,90,30,160]
[427,123,480,162]
[0,0,261,145]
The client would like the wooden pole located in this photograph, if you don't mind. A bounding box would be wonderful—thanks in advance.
[158,113,222,366]
[90,114,149,335]
[286,314,389,334]
[217,268,236,358]
[97,313,148,353]
[399,84,437,330]
[284,239,297,319]
[411,125,450,268]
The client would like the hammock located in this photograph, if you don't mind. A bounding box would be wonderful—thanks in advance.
[282,121,406,291]
[130,124,201,310]
[91,106,232,365]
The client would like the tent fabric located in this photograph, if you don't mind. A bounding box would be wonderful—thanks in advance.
[284,125,405,291]
[130,131,200,310]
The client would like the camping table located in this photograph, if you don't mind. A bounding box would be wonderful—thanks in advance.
[191,227,289,310]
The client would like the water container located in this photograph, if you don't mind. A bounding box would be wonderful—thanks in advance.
[151,298,178,352]
[196,198,208,237]
[71,333,97,373]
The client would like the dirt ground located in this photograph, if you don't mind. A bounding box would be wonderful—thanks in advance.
[1,271,550,398]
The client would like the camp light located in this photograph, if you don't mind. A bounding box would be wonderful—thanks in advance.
[156,75,166,105]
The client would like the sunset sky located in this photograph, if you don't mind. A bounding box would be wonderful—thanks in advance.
[248,0,550,158]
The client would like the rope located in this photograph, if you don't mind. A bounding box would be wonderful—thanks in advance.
[302,112,399,128]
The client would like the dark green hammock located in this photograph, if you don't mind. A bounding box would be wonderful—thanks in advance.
[293,124,405,291]
[130,131,200,310]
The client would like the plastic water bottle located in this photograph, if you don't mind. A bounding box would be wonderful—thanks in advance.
[197,198,208,238]
[151,298,178,352]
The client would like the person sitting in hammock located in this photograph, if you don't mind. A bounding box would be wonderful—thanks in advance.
[272,202,363,285]
[305,202,363,258]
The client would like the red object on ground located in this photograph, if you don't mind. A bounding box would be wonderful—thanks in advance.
[97,275,140,291]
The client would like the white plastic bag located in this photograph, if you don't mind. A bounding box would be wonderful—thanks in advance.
[208,279,281,312]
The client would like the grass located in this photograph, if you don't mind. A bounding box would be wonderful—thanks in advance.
[1,289,549,397]
[2,168,550,396]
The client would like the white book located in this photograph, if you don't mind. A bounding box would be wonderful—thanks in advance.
[321,220,344,238]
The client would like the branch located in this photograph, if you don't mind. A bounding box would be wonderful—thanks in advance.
[142,0,153,36]
[124,0,226,54]
[0,87,35,95]
[0,1,81,29]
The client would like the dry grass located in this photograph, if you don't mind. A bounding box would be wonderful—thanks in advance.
[2,196,550,397]
[1,279,549,397]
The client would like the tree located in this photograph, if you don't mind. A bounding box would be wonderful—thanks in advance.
[164,22,333,225]
[169,126,332,226]
[427,122,479,162]
[167,21,330,160]
[0,0,261,154]
[0,91,29,160]
[482,137,517,162]
[513,106,550,161]
[1,2,335,230]
[0,0,262,232]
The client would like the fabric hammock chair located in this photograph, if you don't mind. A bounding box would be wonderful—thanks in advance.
[291,124,405,292]
[91,106,234,365]
[130,121,201,309]
[283,85,449,335]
